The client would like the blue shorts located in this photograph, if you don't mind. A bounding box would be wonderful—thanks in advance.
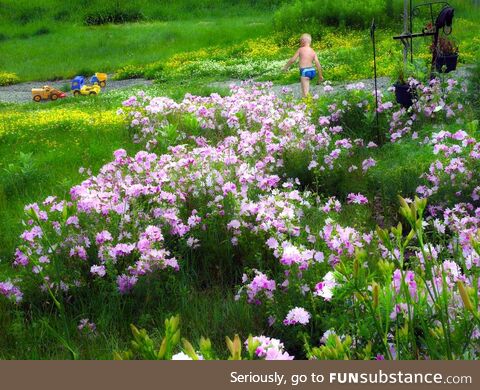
[300,67,316,80]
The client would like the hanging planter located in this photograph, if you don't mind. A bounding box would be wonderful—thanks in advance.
[432,36,459,73]
[394,82,415,108]
[435,53,458,73]
[392,65,418,108]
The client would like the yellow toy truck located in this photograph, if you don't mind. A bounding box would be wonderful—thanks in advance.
[91,73,108,88]
[74,84,101,96]
[71,76,102,96]
[32,86,67,102]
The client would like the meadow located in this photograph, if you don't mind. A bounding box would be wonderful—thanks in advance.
[0,0,480,360]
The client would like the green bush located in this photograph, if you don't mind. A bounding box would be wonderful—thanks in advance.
[274,0,404,33]
[113,65,146,80]
[0,71,19,86]
[83,7,145,26]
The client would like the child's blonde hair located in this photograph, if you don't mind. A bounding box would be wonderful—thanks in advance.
[300,33,312,45]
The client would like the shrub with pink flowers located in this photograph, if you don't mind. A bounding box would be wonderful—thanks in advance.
[1,77,479,360]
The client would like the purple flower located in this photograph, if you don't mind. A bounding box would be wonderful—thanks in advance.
[222,182,237,196]
[116,274,138,294]
[283,307,311,325]
[20,225,43,242]
[362,158,376,173]
[240,270,276,305]
[113,149,127,161]
[280,244,302,266]
[90,265,106,277]
[266,237,279,249]
[95,230,113,245]
[314,272,337,301]
[0,281,23,303]
[245,336,294,360]
[109,243,136,259]
[393,269,417,300]
[347,193,368,205]
[78,318,96,333]
[70,246,87,260]
[14,249,29,267]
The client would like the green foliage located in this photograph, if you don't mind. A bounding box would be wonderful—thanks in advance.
[0,16,271,82]
[307,333,353,360]
[275,0,480,34]
[0,71,19,86]
[274,0,404,33]
[0,0,284,39]
[114,315,261,360]
[0,152,40,197]
[114,316,181,360]
[469,55,480,116]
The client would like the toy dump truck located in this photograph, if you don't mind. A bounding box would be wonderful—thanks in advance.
[32,86,67,102]
[75,84,101,96]
[71,76,101,96]
[90,72,107,88]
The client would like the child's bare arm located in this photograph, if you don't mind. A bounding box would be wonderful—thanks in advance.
[314,52,324,83]
[283,50,300,72]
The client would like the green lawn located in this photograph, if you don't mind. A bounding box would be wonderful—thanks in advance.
[0,16,272,81]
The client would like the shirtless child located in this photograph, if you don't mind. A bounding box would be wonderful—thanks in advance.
[283,33,324,97]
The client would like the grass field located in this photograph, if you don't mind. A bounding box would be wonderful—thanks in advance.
[0,16,272,81]
[1,1,478,84]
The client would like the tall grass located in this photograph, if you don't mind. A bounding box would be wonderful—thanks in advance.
[274,0,479,34]
[274,0,405,32]
[0,0,285,39]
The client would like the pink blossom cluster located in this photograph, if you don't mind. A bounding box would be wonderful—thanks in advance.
[283,306,311,325]
[245,335,294,360]
[388,77,466,142]
[236,270,276,305]
[0,281,23,303]
[417,129,479,200]
[8,83,370,300]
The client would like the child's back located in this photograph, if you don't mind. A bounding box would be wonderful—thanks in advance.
[283,33,324,97]
[298,46,316,68]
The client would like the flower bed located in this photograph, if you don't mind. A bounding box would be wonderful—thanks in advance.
[1,77,479,360]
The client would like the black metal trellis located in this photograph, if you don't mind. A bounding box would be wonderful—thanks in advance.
[393,1,454,77]
[370,19,380,143]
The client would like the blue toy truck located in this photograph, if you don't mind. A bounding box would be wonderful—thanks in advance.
[71,76,85,92]
[71,75,101,96]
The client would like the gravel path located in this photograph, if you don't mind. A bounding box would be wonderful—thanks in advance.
[0,75,153,104]
[210,77,393,98]
[210,66,473,98]
[0,66,473,104]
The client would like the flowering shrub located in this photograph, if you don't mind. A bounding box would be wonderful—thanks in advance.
[1,78,479,360]
[387,77,467,142]
[417,120,480,202]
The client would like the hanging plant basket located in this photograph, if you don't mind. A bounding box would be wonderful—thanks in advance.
[435,53,458,73]
[394,83,416,108]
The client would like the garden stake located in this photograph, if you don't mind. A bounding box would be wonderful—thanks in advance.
[370,19,381,144]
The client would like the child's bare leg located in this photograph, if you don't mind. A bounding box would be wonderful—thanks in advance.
[300,77,310,97]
